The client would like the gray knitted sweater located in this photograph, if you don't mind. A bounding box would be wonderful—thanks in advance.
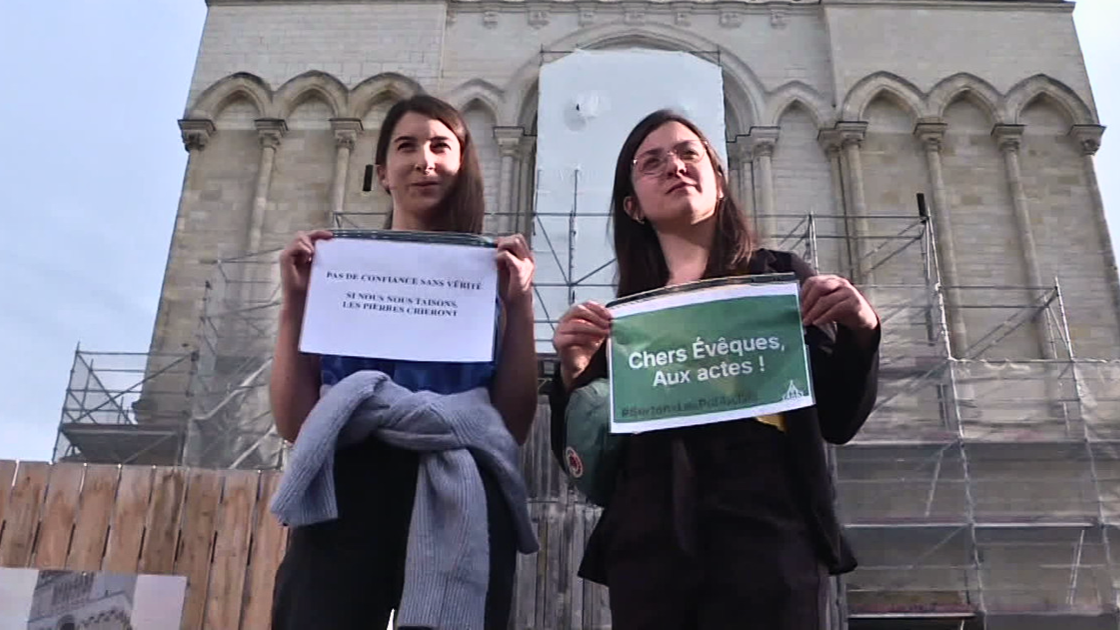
[270,370,538,630]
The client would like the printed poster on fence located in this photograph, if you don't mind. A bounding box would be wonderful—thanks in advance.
[607,275,815,433]
[299,233,499,363]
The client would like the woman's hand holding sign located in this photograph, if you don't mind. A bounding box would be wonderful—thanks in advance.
[495,234,535,309]
[800,274,879,347]
[280,230,334,302]
[554,301,614,390]
[492,233,540,444]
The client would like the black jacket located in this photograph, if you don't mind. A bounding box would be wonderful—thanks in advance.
[548,248,880,582]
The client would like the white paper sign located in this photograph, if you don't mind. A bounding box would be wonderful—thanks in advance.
[299,237,499,363]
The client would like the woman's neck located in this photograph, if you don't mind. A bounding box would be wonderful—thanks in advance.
[389,208,430,232]
[657,217,716,287]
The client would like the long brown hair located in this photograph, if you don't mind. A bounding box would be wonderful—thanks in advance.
[612,109,756,298]
[375,95,485,234]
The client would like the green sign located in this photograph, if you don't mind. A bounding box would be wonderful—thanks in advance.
[607,274,814,433]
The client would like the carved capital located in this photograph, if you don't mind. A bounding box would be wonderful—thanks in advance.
[914,118,948,153]
[992,124,1025,153]
[578,8,595,26]
[720,10,743,28]
[528,9,549,28]
[255,118,287,150]
[1069,124,1105,156]
[771,8,788,29]
[330,118,363,150]
[748,127,780,158]
[835,121,869,148]
[483,10,498,29]
[520,135,537,156]
[731,136,753,162]
[674,9,692,26]
[178,118,215,152]
[817,129,843,156]
[623,4,645,25]
[494,126,525,158]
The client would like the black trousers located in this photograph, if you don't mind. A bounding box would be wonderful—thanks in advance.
[603,422,829,630]
[271,441,517,630]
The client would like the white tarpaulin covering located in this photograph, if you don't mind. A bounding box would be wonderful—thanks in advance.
[532,49,726,348]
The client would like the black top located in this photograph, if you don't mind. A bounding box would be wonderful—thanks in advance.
[548,249,881,582]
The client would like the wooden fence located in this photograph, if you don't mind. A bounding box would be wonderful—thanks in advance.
[0,457,612,629]
[0,460,287,629]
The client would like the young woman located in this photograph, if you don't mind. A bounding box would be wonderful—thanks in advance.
[269,94,538,630]
[550,110,881,629]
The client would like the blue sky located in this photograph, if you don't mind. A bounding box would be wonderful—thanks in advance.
[0,1,1117,462]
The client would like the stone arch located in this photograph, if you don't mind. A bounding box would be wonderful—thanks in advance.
[1005,74,1095,126]
[189,72,273,119]
[927,73,1003,123]
[445,79,505,121]
[347,72,424,120]
[274,70,348,119]
[841,72,926,121]
[765,81,834,129]
[501,22,764,135]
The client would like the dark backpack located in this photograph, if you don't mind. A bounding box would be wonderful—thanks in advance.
[558,378,624,508]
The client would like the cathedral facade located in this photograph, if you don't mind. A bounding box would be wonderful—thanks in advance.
[141,0,1120,627]
[159,0,1117,363]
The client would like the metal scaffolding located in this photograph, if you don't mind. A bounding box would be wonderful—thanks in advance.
[53,349,192,465]
[54,177,1120,627]
[182,249,287,470]
[772,207,1120,629]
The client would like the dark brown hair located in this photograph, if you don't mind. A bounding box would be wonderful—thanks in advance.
[612,109,756,298]
[375,94,485,234]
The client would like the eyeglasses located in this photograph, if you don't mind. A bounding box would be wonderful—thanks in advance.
[632,141,707,177]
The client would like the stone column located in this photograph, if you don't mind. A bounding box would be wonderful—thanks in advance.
[1070,125,1120,317]
[494,127,525,235]
[837,122,872,283]
[992,124,1053,358]
[248,119,286,254]
[517,135,537,235]
[748,127,780,242]
[915,118,968,357]
[817,129,846,273]
[177,119,215,224]
[329,118,362,229]
[247,118,286,305]
[733,138,755,226]
[726,142,741,209]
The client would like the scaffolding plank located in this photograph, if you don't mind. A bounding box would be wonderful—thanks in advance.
[545,503,562,624]
[176,468,223,630]
[205,470,257,630]
[138,466,187,575]
[570,502,585,630]
[0,459,18,534]
[32,462,86,569]
[66,464,120,570]
[242,471,287,630]
[104,465,153,573]
[0,461,50,567]
[514,504,540,629]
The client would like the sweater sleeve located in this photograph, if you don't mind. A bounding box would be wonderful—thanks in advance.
[787,252,881,445]
[548,345,608,469]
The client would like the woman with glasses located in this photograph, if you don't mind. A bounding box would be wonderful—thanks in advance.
[549,110,881,629]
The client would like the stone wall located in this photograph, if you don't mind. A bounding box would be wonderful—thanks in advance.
[154,0,1118,370]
